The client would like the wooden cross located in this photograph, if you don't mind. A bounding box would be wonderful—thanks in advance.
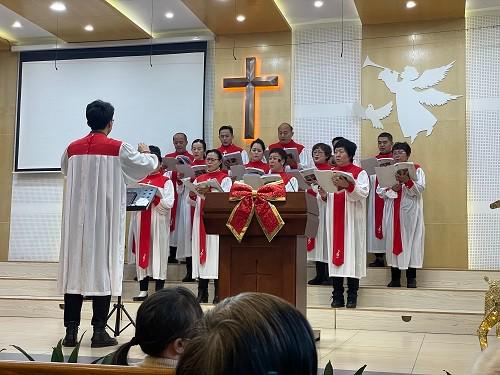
[223,57,278,139]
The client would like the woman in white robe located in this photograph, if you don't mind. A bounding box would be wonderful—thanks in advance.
[191,149,233,304]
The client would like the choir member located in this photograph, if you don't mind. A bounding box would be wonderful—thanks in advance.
[267,148,299,192]
[217,125,249,165]
[267,123,308,170]
[245,138,270,174]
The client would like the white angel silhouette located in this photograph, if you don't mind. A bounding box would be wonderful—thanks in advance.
[353,102,393,129]
[377,62,461,142]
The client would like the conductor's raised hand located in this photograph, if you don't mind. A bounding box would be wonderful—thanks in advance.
[138,143,151,153]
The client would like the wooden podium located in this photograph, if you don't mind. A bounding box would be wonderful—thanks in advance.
[203,192,318,315]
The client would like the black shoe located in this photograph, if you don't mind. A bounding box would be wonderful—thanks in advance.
[346,296,357,308]
[212,295,220,304]
[91,328,118,348]
[387,280,401,287]
[168,256,179,264]
[62,322,79,347]
[330,297,345,308]
[407,278,417,288]
[196,289,208,303]
[308,276,325,285]
[369,257,385,267]
[132,294,148,302]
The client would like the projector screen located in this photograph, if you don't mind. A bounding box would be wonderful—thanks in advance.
[15,43,206,171]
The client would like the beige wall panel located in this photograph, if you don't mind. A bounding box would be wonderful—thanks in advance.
[361,20,467,269]
[0,223,10,261]
[213,32,291,149]
[0,134,14,222]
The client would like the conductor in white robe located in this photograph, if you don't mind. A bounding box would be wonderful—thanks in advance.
[58,100,157,348]
[377,142,425,288]
[319,139,369,309]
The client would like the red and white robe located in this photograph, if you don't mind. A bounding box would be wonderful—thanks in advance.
[367,153,393,254]
[245,160,270,174]
[377,165,425,270]
[191,170,233,279]
[128,172,175,281]
[267,140,308,170]
[217,144,249,165]
[325,164,369,279]
[267,171,298,192]
[58,132,157,296]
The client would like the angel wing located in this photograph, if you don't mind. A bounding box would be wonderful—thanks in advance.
[411,61,455,89]
[372,101,393,120]
[417,88,461,107]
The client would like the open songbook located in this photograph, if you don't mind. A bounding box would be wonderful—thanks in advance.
[375,162,417,188]
[162,155,192,171]
[243,174,282,189]
[314,170,355,193]
[182,178,224,198]
[230,165,266,180]
[360,157,395,176]
[176,163,207,178]
[222,151,243,169]
[288,168,318,191]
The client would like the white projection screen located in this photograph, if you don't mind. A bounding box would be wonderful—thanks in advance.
[15,43,206,171]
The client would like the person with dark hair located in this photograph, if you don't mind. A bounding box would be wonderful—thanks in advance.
[176,292,318,375]
[307,143,333,286]
[267,122,308,170]
[318,138,369,308]
[267,148,298,192]
[217,125,249,165]
[245,138,269,174]
[329,136,344,166]
[377,141,425,288]
[128,145,175,301]
[368,132,394,268]
[58,100,158,348]
[112,287,203,368]
[165,133,194,265]
[191,149,233,304]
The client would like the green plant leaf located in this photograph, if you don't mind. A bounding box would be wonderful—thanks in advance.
[68,331,85,363]
[101,351,116,365]
[354,365,367,375]
[10,345,35,361]
[324,360,334,375]
[51,339,64,362]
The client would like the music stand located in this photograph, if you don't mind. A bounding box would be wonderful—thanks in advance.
[105,186,158,336]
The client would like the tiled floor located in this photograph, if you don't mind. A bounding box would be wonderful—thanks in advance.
[0,316,490,374]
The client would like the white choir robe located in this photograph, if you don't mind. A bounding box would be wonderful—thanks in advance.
[307,193,329,262]
[175,182,195,260]
[367,174,386,254]
[58,138,157,297]
[377,167,425,270]
[128,180,175,281]
[325,170,369,279]
[285,177,299,192]
[191,176,233,279]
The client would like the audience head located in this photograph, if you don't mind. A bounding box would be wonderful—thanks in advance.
[392,142,411,162]
[377,132,394,155]
[86,100,114,132]
[471,345,500,375]
[177,292,317,375]
[268,148,288,173]
[173,133,188,154]
[278,123,294,144]
[112,287,202,366]
[205,149,223,172]
[334,138,357,165]
[249,138,266,163]
[219,125,234,147]
[149,145,162,172]
[312,143,332,165]
[191,139,206,160]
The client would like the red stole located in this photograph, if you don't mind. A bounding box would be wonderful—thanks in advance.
[393,163,420,256]
[135,171,169,269]
[217,144,243,155]
[306,163,331,252]
[245,160,270,174]
[331,163,363,266]
[268,140,305,169]
[165,151,194,232]
[276,172,292,185]
[197,170,228,265]
[374,152,393,240]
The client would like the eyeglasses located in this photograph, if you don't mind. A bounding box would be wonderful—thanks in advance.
[312,150,325,155]
[206,157,219,162]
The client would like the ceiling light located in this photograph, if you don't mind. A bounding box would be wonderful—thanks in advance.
[314,0,324,8]
[84,24,94,32]
[236,14,246,22]
[165,12,174,19]
[192,36,200,40]
[50,2,66,12]
[406,1,417,8]
[12,21,22,28]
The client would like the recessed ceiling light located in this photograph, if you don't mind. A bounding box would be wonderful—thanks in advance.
[192,36,200,40]
[314,0,324,8]
[165,12,174,19]
[12,21,22,28]
[50,2,66,12]
[406,1,417,8]
[236,14,246,22]
[84,24,94,32]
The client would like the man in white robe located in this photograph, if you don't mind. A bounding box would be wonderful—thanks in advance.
[377,142,425,288]
[319,139,369,309]
[58,100,157,347]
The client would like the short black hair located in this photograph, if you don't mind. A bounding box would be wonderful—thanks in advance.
[312,143,332,159]
[219,125,234,136]
[331,136,344,146]
[378,132,393,142]
[269,148,288,166]
[86,100,114,131]
[173,133,188,141]
[206,149,223,161]
[334,138,357,162]
[149,145,162,164]
[392,142,411,157]
[250,138,266,151]
[192,138,207,152]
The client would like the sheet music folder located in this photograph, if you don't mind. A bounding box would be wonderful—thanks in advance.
[126,186,158,211]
